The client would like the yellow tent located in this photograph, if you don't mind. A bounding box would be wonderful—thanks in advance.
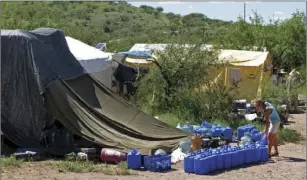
[214,50,272,101]
[126,44,272,101]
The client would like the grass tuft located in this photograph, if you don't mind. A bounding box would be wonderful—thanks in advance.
[2,155,24,168]
[44,159,136,175]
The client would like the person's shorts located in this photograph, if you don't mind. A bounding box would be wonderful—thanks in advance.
[269,121,280,134]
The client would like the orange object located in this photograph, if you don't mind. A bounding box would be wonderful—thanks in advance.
[190,134,202,152]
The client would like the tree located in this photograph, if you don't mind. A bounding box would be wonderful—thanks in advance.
[156,7,164,13]
[273,12,306,70]
[136,42,219,115]
[213,11,306,70]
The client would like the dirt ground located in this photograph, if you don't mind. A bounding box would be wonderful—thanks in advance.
[2,113,306,180]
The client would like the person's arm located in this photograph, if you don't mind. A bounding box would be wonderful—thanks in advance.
[264,109,272,135]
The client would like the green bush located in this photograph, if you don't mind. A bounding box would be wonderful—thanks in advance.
[135,42,237,123]
[278,128,302,144]
[172,83,238,124]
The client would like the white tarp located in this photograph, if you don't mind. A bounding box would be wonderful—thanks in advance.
[65,36,112,62]
[129,44,269,67]
[65,36,113,89]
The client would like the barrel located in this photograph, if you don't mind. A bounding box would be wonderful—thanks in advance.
[100,148,126,163]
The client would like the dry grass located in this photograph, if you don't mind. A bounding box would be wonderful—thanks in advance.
[43,159,136,175]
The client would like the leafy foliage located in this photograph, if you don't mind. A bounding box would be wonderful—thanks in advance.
[214,11,306,70]
[135,42,237,122]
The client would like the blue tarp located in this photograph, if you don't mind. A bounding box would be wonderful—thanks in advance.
[120,50,152,57]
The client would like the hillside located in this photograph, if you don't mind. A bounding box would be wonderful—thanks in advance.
[1,1,306,70]
[1,1,230,52]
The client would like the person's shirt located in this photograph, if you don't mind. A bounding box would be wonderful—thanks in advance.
[265,102,281,123]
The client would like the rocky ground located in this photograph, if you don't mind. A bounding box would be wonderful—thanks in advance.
[2,113,306,180]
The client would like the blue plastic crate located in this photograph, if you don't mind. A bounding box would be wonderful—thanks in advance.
[144,155,171,172]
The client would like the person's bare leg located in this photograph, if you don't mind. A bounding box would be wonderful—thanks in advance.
[268,133,273,156]
[273,133,279,155]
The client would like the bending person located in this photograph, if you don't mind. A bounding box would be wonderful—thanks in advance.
[256,100,281,158]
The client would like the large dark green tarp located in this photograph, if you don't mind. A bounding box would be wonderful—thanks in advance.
[44,74,188,154]
[1,28,187,155]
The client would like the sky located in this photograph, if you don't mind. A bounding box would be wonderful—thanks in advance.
[129,1,306,23]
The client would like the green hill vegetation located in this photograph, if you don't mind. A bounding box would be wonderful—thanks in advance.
[1,1,305,70]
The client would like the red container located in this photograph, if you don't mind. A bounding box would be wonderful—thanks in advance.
[100,148,127,163]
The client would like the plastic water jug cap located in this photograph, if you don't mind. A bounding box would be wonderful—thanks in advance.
[129,149,139,155]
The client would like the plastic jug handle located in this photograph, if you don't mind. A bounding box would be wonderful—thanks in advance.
[130,149,138,155]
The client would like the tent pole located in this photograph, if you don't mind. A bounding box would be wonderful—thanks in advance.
[225,67,228,86]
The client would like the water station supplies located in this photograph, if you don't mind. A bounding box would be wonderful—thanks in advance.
[127,149,142,169]
[184,143,269,175]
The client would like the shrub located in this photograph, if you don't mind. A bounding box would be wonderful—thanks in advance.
[278,128,302,144]
[135,42,227,122]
